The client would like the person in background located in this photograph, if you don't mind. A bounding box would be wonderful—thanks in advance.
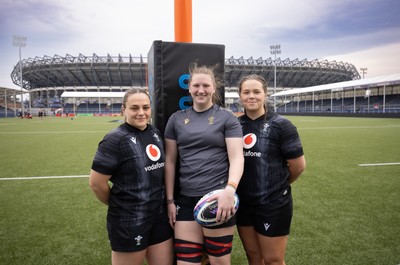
[236,74,306,265]
[89,88,174,265]
[164,63,244,265]
[38,109,44,119]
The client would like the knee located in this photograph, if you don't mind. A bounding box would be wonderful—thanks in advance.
[263,254,285,265]
[243,249,264,264]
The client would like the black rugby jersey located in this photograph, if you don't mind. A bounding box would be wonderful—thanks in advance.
[91,123,166,225]
[237,112,304,209]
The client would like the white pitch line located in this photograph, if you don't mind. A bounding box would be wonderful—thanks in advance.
[0,131,108,134]
[0,175,89,181]
[299,125,400,130]
[358,162,400,167]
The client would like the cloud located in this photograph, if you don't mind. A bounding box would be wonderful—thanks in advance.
[324,42,400,77]
[1,0,399,88]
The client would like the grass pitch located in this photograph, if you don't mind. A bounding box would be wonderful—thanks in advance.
[0,115,399,265]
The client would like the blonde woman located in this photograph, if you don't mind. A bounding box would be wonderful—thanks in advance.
[164,64,244,265]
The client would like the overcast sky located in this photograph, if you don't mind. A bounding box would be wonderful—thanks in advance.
[1,0,399,89]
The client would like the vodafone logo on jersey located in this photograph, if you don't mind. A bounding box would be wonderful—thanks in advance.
[243,133,257,149]
[243,133,262,157]
[146,144,161,161]
[144,144,165,172]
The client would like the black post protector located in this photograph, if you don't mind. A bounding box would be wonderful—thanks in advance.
[147,41,225,134]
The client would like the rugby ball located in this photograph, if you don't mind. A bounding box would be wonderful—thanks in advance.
[193,189,239,227]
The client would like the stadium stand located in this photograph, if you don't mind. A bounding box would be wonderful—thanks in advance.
[3,54,399,117]
[273,74,400,117]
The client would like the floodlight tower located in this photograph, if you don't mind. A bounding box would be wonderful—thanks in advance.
[270,44,281,112]
[360,68,368,79]
[13,35,27,115]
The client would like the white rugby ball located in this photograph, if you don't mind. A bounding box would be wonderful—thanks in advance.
[193,189,239,227]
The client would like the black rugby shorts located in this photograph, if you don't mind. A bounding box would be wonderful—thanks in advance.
[107,211,173,252]
[236,200,293,237]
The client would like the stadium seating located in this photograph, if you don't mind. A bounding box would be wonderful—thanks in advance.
[277,95,400,114]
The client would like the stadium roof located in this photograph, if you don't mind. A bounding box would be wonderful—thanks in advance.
[61,91,126,98]
[271,73,400,97]
[11,53,361,91]
[0,86,29,98]
[60,91,241,99]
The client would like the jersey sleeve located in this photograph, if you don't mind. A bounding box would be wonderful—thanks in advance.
[91,130,122,175]
[224,109,243,138]
[279,118,304,159]
[164,112,178,140]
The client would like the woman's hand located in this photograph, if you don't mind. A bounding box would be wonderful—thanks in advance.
[208,187,237,223]
[167,202,176,228]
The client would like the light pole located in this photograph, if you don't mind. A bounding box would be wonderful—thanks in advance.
[270,44,281,112]
[360,67,369,112]
[13,35,27,115]
[360,67,367,79]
